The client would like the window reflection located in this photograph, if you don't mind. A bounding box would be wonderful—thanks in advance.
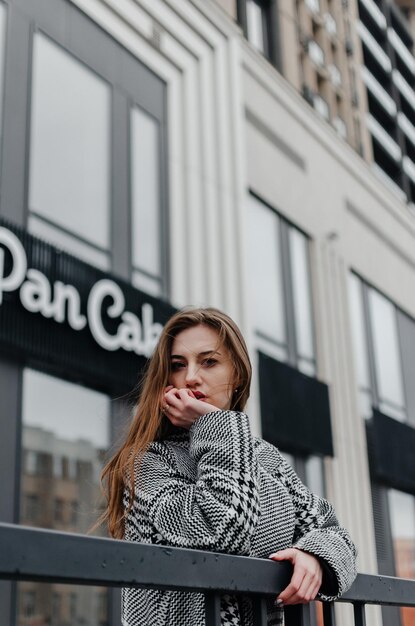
[29,33,111,253]
[388,489,415,626]
[305,455,325,498]
[289,228,315,370]
[368,289,406,421]
[18,368,110,626]
[246,0,266,54]
[247,195,286,349]
[247,195,316,374]
[348,274,373,419]
[131,106,161,283]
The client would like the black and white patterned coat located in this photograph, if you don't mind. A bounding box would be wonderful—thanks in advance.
[122,410,357,626]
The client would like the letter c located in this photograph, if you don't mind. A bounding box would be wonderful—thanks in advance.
[87,279,124,351]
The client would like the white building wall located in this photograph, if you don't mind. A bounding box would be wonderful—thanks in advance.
[66,1,415,623]
[242,37,415,626]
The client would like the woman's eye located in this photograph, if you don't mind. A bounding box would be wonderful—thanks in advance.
[203,358,217,367]
[171,362,185,371]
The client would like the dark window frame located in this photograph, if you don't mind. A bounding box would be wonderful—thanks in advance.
[236,0,282,70]
[0,0,170,297]
[249,190,318,376]
[351,272,413,425]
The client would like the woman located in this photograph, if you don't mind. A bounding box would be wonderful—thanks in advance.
[102,307,357,626]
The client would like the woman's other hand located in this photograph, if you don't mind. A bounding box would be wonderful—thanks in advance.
[162,386,219,430]
[269,548,323,606]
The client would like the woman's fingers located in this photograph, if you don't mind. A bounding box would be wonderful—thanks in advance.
[277,567,307,604]
[270,548,323,606]
[281,572,316,604]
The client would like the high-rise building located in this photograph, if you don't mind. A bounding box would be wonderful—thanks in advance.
[219,0,415,213]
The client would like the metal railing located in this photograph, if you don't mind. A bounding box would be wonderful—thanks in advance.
[0,522,414,626]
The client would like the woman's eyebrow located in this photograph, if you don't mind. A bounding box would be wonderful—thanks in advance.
[198,350,221,357]
[170,350,221,359]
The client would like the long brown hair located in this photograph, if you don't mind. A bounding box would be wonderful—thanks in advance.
[100,307,252,539]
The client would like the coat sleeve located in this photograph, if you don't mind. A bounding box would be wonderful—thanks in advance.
[277,451,357,600]
[128,410,260,555]
[255,439,357,600]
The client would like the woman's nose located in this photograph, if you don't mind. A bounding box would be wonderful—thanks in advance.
[185,363,201,385]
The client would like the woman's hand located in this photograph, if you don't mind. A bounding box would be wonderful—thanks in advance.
[269,548,323,606]
[162,386,219,430]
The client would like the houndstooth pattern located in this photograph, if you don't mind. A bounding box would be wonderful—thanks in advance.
[122,410,357,626]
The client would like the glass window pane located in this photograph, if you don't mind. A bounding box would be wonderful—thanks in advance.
[29,33,110,249]
[247,0,265,53]
[132,269,162,297]
[388,489,415,626]
[298,358,316,377]
[397,310,415,427]
[358,389,373,420]
[247,195,286,346]
[131,106,161,276]
[348,274,371,390]
[18,368,110,626]
[280,450,295,469]
[0,3,6,140]
[305,456,325,497]
[289,228,315,361]
[28,214,110,271]
[368,289,406,419]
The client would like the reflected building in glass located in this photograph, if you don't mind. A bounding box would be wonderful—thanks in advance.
[17,370,110,626]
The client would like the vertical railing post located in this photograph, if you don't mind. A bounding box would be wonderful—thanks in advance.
[205,591,222,626]
[323,602,336,626]
[285,604,312,626]
[353,602,366,626]
[252,597,268,626]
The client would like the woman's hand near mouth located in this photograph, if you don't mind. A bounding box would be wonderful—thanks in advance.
[162,387,218,429]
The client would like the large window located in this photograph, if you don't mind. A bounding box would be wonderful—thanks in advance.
[0,0,170,294]
[247,193,316,375]
[131,106,163,296]
[349,273,415,626]
[348,273,414,423]
[368,289,406,421]
[18,368,110,626]
[28,33,111,269]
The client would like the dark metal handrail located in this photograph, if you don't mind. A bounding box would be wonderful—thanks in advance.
[0,523,414,626]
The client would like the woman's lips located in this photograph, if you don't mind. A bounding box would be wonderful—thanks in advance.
[193,391,206,400]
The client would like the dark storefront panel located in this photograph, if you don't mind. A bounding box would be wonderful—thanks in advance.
[258,351,333,456]
[0,218,175,395]
[367,409,415,495]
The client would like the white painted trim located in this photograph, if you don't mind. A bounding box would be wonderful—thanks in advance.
[403,155,415,184]
[398,112,415,147]
[393,69,415,110]
[366,113,401,162]
[360,66,396,116]
[357,21,392,73]
[359,0,387,30]
[388,27,415,75]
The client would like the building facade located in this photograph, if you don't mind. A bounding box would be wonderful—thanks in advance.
[0,1,414,626]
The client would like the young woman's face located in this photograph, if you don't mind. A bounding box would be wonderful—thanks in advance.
[169,324,236,411]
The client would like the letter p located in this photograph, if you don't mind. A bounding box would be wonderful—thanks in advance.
[0,227,27,305]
